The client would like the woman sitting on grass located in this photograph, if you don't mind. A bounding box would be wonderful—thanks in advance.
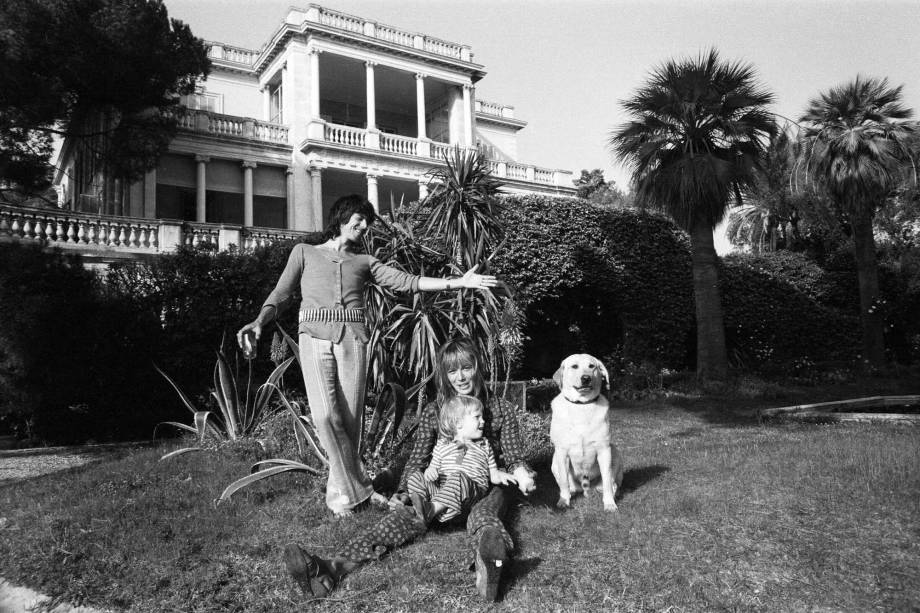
[284,337,536,601]
[406,394,518,525]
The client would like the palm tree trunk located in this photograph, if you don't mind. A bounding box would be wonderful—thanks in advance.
[689,220,728,380]
[851,212,886,369]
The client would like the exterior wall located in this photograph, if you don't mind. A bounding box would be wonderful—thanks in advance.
[476,123,519,161]
[199,73,262,118]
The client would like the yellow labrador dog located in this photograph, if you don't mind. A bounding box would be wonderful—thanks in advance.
[550,354,624,512]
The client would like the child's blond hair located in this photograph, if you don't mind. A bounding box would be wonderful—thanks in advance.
[437,394,483,439]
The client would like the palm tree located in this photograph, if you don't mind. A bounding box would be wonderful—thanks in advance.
[798,76,916,369]
[610,50,775,379]
[727,125,806,253]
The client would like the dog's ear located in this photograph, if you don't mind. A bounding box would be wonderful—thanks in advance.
[552,359,565,389]
[596,359,610,393]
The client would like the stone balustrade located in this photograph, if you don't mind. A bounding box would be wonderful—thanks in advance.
[325,123,366,148]
[380,132,418,156]
[175,108,289,145]
[0,204,309,259]
[301,5,472,62]
[0,205,161,253]
[207,43,260,66]
[475,100,515,119]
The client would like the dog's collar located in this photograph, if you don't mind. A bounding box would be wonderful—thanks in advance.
[564,397,599,405]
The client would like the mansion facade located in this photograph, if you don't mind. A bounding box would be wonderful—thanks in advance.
[37,4,574,256]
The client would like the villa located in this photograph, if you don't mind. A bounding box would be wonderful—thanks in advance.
[0,5,574,259]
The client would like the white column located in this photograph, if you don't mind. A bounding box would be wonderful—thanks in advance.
[366,174,379,212]
[310,167,323,226]
[365,61,377,130]
[310,49,322,120]
[286,167,295,229]
[416,73,426,139]
[462,84,473,146]
[261,87,270,122]
[418,178,428,201]
[242,161,256,227]
[195,155,209,222]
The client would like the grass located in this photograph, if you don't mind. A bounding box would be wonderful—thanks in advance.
[1,377,919,612]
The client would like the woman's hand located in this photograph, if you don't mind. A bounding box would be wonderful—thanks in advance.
[424,465,439,482]
[460,265,499,290]
[512,466,537,496]
[491,469,518,487]
[236,321,262,359]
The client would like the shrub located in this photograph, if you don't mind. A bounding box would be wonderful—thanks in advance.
[104,238,322,401]
[719,253,860,371]
[493,195,694,376]
[0,243,162,443]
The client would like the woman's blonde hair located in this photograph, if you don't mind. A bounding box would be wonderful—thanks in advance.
[437,394,483,439]
[434,338,486,405]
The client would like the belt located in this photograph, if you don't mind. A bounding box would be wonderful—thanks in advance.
[299,308,365,323]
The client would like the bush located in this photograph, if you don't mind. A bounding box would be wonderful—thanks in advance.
[105,237,322,401]
[0,243,162,443]
[719,253,860,371]
[494,195,694,375]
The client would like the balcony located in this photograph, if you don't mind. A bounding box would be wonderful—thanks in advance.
[316,121,572,188]
[174,109,290,147]
[0,204,309,259]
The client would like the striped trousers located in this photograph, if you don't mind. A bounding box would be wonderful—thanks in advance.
[298,330,373,514]
[405,469,486,522]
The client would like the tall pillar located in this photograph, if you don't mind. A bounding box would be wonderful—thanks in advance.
[462,84,473,146]
[242,161,256,227]
[366,174,379,212]
[261,87,270,122]
[195,155,209,222]
[366,61,377,130]
[416,73,427,139]
[286,166,295,230]
[310,166,323,226]
[310,49,322,120]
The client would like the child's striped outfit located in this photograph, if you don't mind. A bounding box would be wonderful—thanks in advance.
[406,438,497,521]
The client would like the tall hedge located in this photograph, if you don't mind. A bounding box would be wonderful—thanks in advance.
[105,236,323,399]
[492,195,877,376]
[0,243,161,443]
[493,195,694,374]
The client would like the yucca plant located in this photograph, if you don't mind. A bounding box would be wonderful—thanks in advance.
[361,149,522,413]
[154,343,294,460]
[215,326,410,504]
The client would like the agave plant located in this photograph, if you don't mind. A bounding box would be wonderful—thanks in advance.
[216,378,409,504]
[154,344,295,460]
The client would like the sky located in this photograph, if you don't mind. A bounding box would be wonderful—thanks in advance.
[162,0,920,250]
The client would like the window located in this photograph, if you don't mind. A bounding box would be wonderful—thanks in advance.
[269,82,283,124]
[182,88,223,114]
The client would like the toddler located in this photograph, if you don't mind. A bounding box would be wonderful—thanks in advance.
[406,394,517,524]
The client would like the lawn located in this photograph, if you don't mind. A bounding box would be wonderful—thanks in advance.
[1,378,919,612]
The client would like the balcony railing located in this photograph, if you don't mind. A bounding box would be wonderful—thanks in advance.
[175,108,290,146]
[315,122,571,188]
[0,204,308,257]
[293,5,473,63]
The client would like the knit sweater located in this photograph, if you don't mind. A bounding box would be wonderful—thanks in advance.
[261,243,420,342]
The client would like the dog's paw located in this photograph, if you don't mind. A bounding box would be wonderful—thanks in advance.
[556,497,571,509]
[603,501,618,512]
